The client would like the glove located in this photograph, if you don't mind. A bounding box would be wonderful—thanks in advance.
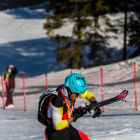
[91,101,102,118]
[93,107,102,118]
[71,107,87,122]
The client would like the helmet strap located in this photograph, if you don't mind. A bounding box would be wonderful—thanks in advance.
[65,86,72,99]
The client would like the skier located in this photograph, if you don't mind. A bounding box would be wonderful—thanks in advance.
[4,65,18,109]
[41,73,102,140]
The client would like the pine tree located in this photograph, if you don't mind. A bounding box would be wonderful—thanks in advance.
[44,0,93,68]
[43,0,123,68]
[107,0,140,59]
[85,0,111,66]
[127,12,140,58]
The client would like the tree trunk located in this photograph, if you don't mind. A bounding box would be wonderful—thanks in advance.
[93,16,99,66]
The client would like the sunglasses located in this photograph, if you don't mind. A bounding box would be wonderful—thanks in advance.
[75,93,80,97]
[66,87,80,97]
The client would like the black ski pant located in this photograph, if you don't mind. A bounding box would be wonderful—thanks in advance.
[44,124,91,140]
[5,85,14,106]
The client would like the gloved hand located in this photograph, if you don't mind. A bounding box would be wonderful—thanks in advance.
[72,107,87,122]
[91,101,102,118]
[93,107,102,118]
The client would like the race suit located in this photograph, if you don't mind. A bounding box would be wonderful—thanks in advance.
[44,85,93,140]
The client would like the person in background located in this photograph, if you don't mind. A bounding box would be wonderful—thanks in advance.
[4,65,18,109]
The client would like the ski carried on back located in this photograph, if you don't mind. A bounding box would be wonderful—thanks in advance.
[81,89,128,111]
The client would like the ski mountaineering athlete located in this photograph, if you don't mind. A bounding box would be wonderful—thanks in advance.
[38,73,102,140]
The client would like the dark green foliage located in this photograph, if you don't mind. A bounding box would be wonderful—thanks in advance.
[127,0,140,47]
[128,13,140,47]
[44,0,94,68]
[55,36,82,68]
[86,0,112,66]
[109,0,140,59]
[44,0,140,68]
[127,12,140,58]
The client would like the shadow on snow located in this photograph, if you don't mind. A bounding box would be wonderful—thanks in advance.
[0,37,64,76]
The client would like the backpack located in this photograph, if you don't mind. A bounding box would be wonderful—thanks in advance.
[37,87,59,126]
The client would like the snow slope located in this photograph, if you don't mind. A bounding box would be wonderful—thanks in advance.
[0,5,137,77]
[0,110,140,140]
[0,7,61,76]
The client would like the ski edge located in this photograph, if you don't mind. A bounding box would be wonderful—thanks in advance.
[81,90,128,111]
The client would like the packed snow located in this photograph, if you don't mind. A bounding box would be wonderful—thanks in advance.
[0,110,140,140]
[0,3,140,140]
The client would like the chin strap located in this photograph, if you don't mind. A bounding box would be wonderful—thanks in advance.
[65,87,73,106]
[64,86,72,98]
[69,92,72,99]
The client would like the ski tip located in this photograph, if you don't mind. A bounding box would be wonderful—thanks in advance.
[122,89,128,93]
[118,90,128,100]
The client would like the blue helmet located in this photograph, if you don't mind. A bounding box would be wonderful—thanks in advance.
[64,73,87,95]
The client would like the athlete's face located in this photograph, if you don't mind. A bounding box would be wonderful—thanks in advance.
[67,88,80,101]
[70,93,80,101]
